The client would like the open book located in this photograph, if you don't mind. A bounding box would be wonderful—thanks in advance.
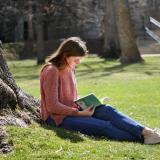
[74,93,109,110]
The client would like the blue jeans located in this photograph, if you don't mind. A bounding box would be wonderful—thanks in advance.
[46,105,144,142]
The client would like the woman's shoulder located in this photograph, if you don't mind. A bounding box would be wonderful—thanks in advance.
[42,63,59,75]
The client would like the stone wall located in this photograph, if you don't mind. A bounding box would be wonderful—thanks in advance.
[47,0,105,40]
[47,0,160,39]
[1,0,160,41]
[128,0,160,36]
[1,0,160,54]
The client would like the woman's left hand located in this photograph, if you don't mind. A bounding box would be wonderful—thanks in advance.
[76,105,95,117]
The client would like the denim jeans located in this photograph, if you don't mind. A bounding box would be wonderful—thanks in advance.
[46,105,144,142]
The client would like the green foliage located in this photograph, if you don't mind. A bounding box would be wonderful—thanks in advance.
[1,55,160,159]
[3,43,22,60]
[3,42,37,60]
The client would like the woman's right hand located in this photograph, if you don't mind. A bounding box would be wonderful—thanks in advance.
[77,106,95,117]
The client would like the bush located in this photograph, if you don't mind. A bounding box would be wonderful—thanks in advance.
[3,42,36,60]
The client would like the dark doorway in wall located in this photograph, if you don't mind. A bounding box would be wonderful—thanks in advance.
[24,21,28,40]
[43,22,48,41]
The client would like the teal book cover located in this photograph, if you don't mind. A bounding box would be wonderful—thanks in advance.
[74,93,102,110]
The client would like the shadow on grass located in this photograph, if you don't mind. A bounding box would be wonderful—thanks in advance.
[77,61,129,77]
[41,123,113,145]
[41,123,85,143]
[40,123,143,145]
[10,64,40,80]
[10,58,160,81]
[13,74,39,80]
[77,60,160,78]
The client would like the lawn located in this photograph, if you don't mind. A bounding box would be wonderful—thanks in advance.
[0,55,160,160]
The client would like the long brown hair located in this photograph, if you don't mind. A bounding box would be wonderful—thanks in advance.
[41,37,88,71]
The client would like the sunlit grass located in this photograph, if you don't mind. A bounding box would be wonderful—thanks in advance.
[1,55,160,160]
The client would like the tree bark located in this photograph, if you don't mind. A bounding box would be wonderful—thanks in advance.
[115,0,143,63]
[35,4,45,65]
[28,1,34,41]
[0,48,40,117]
[0,46,40,154]
[0,127,12,154]
[103,0,120,58]
[0,79,17,109]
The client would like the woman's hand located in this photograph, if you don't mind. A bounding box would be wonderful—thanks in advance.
[76,106,95,117]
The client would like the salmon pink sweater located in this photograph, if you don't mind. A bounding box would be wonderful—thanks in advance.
[40,64,79,126]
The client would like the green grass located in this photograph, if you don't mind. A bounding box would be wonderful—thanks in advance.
[1,55,160,160]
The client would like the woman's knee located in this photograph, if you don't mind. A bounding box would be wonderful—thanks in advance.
[94,105,117,119]
[106,105,116,111]
[101,105,116,112]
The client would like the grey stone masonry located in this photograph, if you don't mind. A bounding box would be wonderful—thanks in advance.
[0,0,160,42]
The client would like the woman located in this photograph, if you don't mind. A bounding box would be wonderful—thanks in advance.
[40,37,160,144]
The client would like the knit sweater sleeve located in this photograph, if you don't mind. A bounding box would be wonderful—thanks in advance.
[41,65,79,116]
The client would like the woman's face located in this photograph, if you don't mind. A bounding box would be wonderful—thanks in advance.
[66,56,82,69]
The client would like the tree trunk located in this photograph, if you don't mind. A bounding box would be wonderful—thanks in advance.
[0,48,40,116]
[115,0,143,63]
[36,4,45,65]
[0,127,12,154]
[36,20,45,65]
[28,1,34,41]
[0,46,40,154]
[103,0,120,58]
[0,79,17,109]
